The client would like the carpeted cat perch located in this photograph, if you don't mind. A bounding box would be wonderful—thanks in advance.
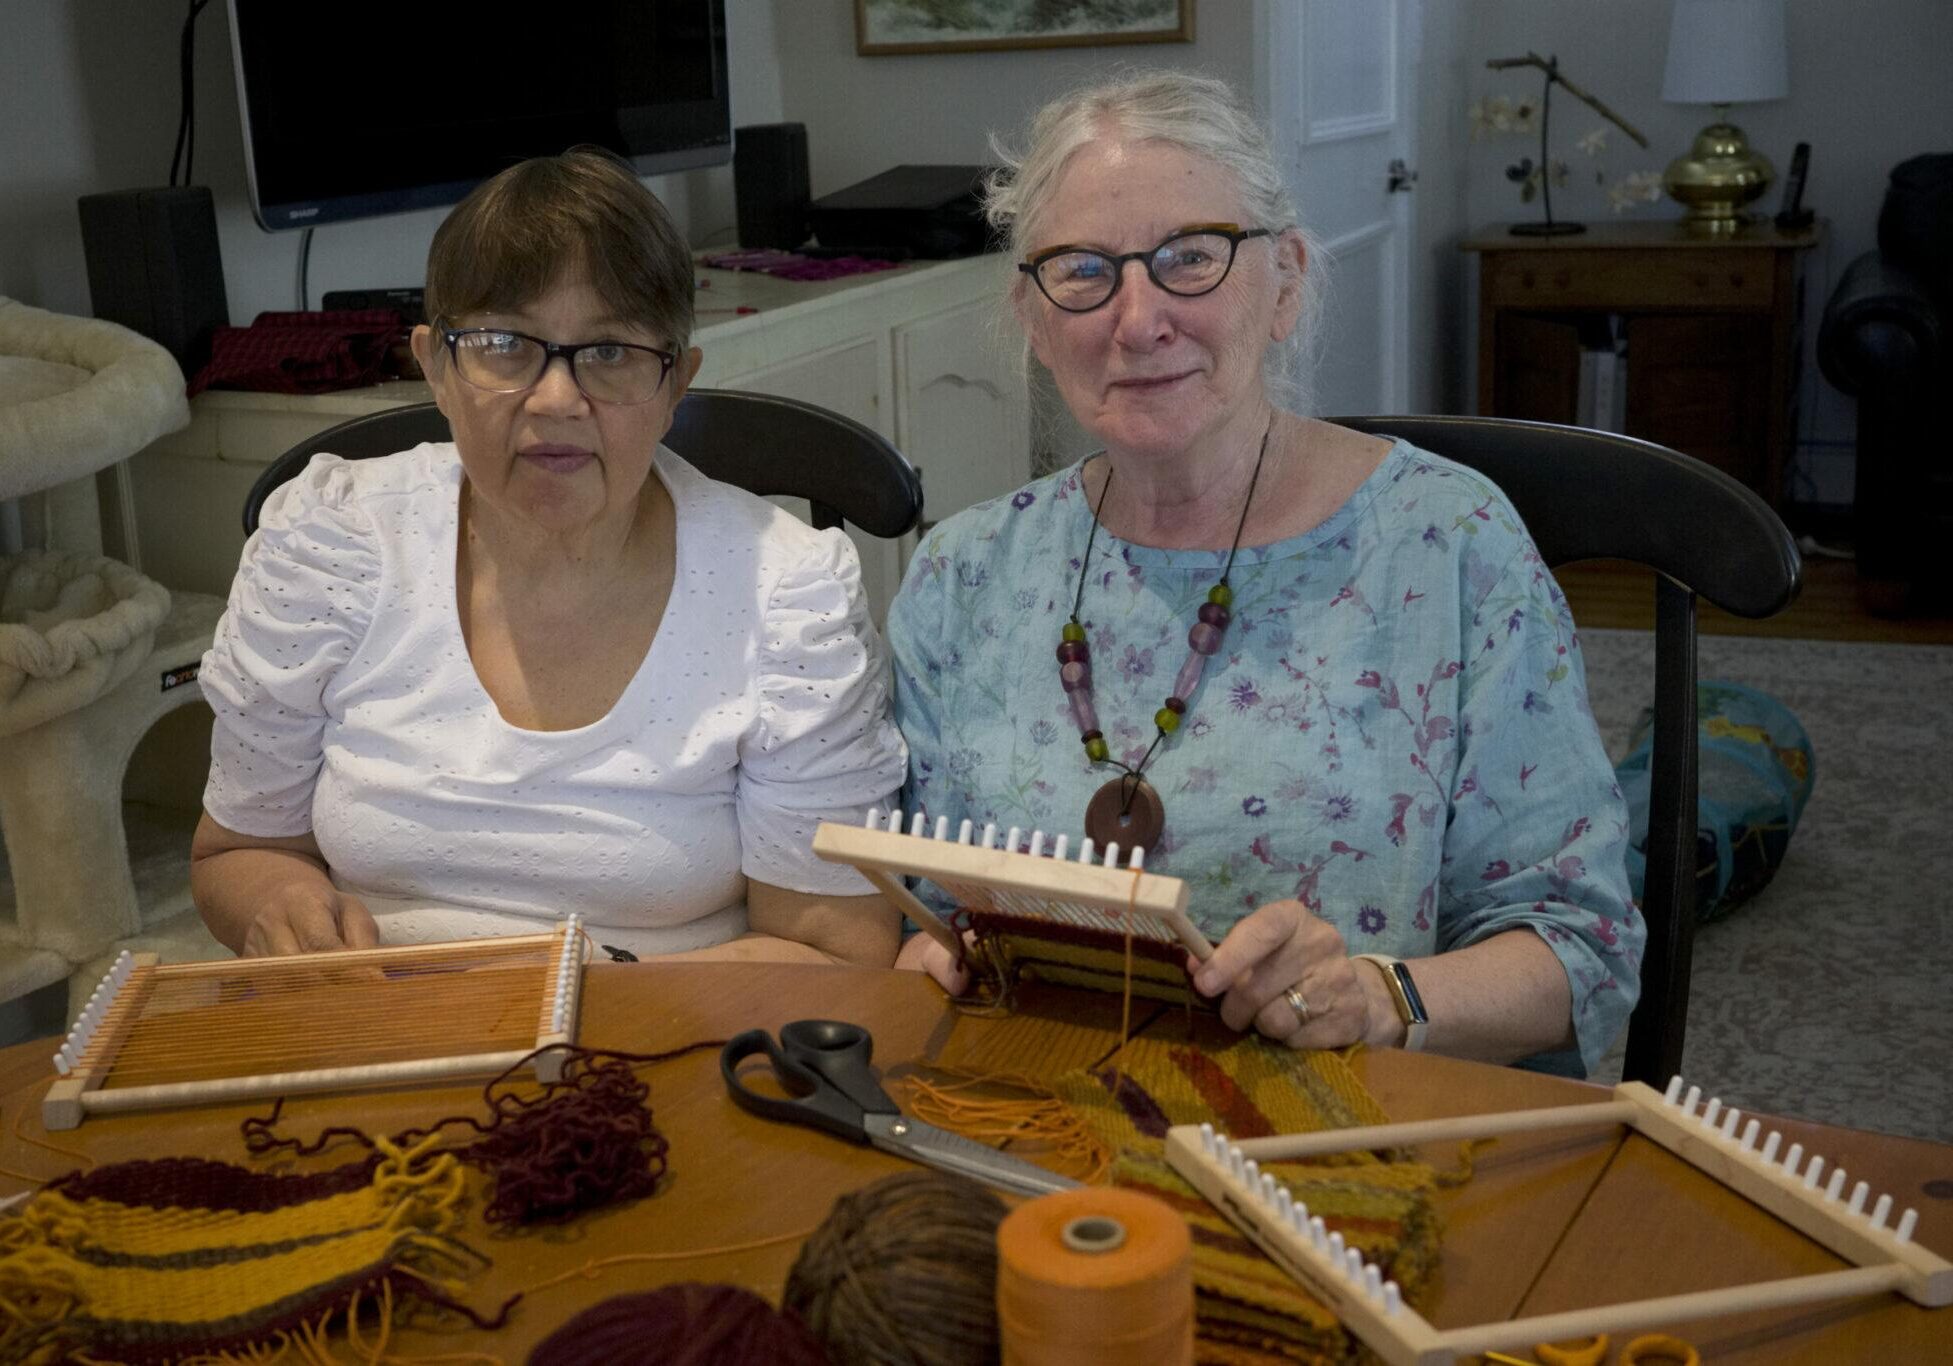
[0,297,226,1009]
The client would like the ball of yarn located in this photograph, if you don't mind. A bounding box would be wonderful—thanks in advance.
[784,1170,1009,1366]
[527,1283,828,1366]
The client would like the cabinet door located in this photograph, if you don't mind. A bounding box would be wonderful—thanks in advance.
[894,299,1030,527]
[1625,315,1772,495]
[1494,313,1582,424]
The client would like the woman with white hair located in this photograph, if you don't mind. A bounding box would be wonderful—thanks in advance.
[889,71,1639,1076]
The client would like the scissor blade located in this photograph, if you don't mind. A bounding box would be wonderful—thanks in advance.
[862,1113,1078,1197]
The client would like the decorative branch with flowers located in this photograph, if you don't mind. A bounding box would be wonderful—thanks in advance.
[1471,51,1659,234]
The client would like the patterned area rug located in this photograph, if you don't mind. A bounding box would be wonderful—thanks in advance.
[1579,629,1953,1143]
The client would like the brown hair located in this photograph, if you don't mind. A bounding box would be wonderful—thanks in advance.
[423,147,694,349]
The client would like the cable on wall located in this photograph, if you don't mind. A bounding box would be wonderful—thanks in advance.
[168,0,213,186]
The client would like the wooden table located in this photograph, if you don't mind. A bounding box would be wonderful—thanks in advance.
[1462,221,1822,509]
[3,963,1948,1362]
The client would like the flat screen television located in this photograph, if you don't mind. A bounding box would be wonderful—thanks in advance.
[227,0,731,231]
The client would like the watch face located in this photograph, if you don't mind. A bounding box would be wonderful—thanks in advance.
[1391,962,1429,1025]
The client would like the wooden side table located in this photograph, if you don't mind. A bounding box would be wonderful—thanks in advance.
[1463,221,1822,507]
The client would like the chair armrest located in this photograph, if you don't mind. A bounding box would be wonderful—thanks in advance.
[1817,252,1945,396]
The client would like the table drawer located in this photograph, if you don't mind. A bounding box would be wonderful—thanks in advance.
[1481,249,1776,310]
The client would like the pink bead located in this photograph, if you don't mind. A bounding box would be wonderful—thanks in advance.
[1060,660,1092,693]
[1056,640,1089,664]
[1068,689,1099,736]
[1173,651,1205,702]
[1197,601,1231,628]
[1188,621,1224,656]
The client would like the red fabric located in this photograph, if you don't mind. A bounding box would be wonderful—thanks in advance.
[700,249,903,282]
[188,308,409,396]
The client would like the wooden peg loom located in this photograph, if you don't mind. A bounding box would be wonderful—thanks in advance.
[44,918,588,1130]
[1165,1072,1951,1366]
[812,808,1213,1000]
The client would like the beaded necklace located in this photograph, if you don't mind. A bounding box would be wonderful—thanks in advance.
[1059,422,1270,852]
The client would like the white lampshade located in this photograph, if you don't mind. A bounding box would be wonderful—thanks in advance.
[1662,0,1789,105]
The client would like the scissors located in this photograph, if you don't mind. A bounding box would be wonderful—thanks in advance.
[720,1019,1076,1198]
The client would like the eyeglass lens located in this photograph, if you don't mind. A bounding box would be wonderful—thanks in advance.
[1035,231,1243,310]
[450,331,670,404]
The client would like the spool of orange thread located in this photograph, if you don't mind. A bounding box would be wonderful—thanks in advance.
[995,1186,1194,1366]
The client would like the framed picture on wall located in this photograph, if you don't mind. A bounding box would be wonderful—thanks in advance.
[855,0,1195,56]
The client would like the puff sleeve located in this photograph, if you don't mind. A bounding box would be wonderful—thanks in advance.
[199,455,380,836]
[737,529,907,892]
[1436,542,1643,1075]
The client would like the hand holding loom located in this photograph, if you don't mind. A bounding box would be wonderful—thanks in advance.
[1190,899,1381,1050]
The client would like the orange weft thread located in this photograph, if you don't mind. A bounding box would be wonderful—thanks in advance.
[900,1068,1113,1184]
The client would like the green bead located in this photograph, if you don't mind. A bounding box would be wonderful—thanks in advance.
[1084,735,1110,762]
[1062,620,1087,643]
[1207,583,1233,609]
[1154,707,1181,734]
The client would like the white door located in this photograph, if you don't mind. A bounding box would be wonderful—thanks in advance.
[1260,0,1420,418]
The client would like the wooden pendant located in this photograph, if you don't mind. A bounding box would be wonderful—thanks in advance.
[1085,776,1166,854]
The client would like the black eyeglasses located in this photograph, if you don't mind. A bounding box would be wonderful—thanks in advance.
[439,326,677,406]
[1019,225,1273,313]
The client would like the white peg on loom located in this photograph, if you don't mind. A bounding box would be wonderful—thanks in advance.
[1028,830,1046,858]
[935,816,951,842]
[1364,1263,1383,1299]
[1383,1282,1403,1316]
[1739,1118,1760,1152]
[1327,1230,1346,1260]
[1721,1108,1742,1139]
[1291,1198,1309,1230]
[1103,842,1120,869]
[864,807,881,828]
[1682,1084,1702,1117]
[887,809,905,833]
[1275,1187,1293,1221]
[1782,1141,1802,1173]
[1261,1174,1279,1207]
[1664,1075,1685,1105]
[1897,1209,1919,1243]
[1077,837,1095,864]
[1242,1158,1260,1186]
[1005,826,1021,853]
[1310,1216,1328,1250]
[1199,1121,1216,1154]
[1826,1168,1847,1202]
[1345,1248,1365,1281]
[958,819,974,844]
[1052,834,1069,860]
[912,812,929,838]
[1871,1193,1893,1229]
[1849,1181,1870,1215]
[1129,845,1145,869]
[1803,1155,1824,1190]
[1761,1131,1781,1165]
[51,1052,70,1077]
[1701,1096,1722,1129]
[982,823,998,849]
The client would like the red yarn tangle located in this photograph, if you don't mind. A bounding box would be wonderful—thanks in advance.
[242,1041,725,1228]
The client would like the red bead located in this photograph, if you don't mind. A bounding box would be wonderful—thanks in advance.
[1197,601,1231,628]
[1164,696,1186,713]
[1188,621,1224,656]
[1056,640,1090,664]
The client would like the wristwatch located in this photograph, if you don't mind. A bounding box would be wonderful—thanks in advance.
[1353,954,1429,1052]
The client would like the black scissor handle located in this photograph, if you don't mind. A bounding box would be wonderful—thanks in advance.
[721,1029,866,1143]
[776,1019,899,1118]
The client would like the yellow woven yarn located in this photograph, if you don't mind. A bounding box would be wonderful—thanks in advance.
[0,1135,471,1364]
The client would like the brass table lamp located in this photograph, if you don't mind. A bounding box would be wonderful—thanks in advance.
[1661,0,1789,235]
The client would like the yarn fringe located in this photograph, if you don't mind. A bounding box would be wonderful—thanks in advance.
[899,1067,1114,1184]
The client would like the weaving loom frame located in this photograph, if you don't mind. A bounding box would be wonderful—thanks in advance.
[44,921,587,1130]
[1165,1076,1952,1366]
[812,812,1213,967]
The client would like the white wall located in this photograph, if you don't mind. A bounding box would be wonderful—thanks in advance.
[1456,0,1953,504]
[0,1,786,323]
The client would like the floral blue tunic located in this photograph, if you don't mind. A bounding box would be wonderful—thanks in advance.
[887,441,1641,1075]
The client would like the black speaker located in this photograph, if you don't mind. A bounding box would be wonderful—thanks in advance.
[734,123,811,250]
[77,186,230,379]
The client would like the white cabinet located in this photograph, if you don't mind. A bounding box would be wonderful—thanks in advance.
[127,254,1031,623]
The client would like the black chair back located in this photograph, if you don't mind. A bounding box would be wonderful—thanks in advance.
[242,390,923,538]
[1335,415,1802,1085]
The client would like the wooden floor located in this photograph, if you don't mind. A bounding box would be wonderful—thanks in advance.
[1559,556,1953,644]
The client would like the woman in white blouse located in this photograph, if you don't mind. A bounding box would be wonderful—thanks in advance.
[190,150,907,964]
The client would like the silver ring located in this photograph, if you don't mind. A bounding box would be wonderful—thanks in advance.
[1283,985,1311,1028]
